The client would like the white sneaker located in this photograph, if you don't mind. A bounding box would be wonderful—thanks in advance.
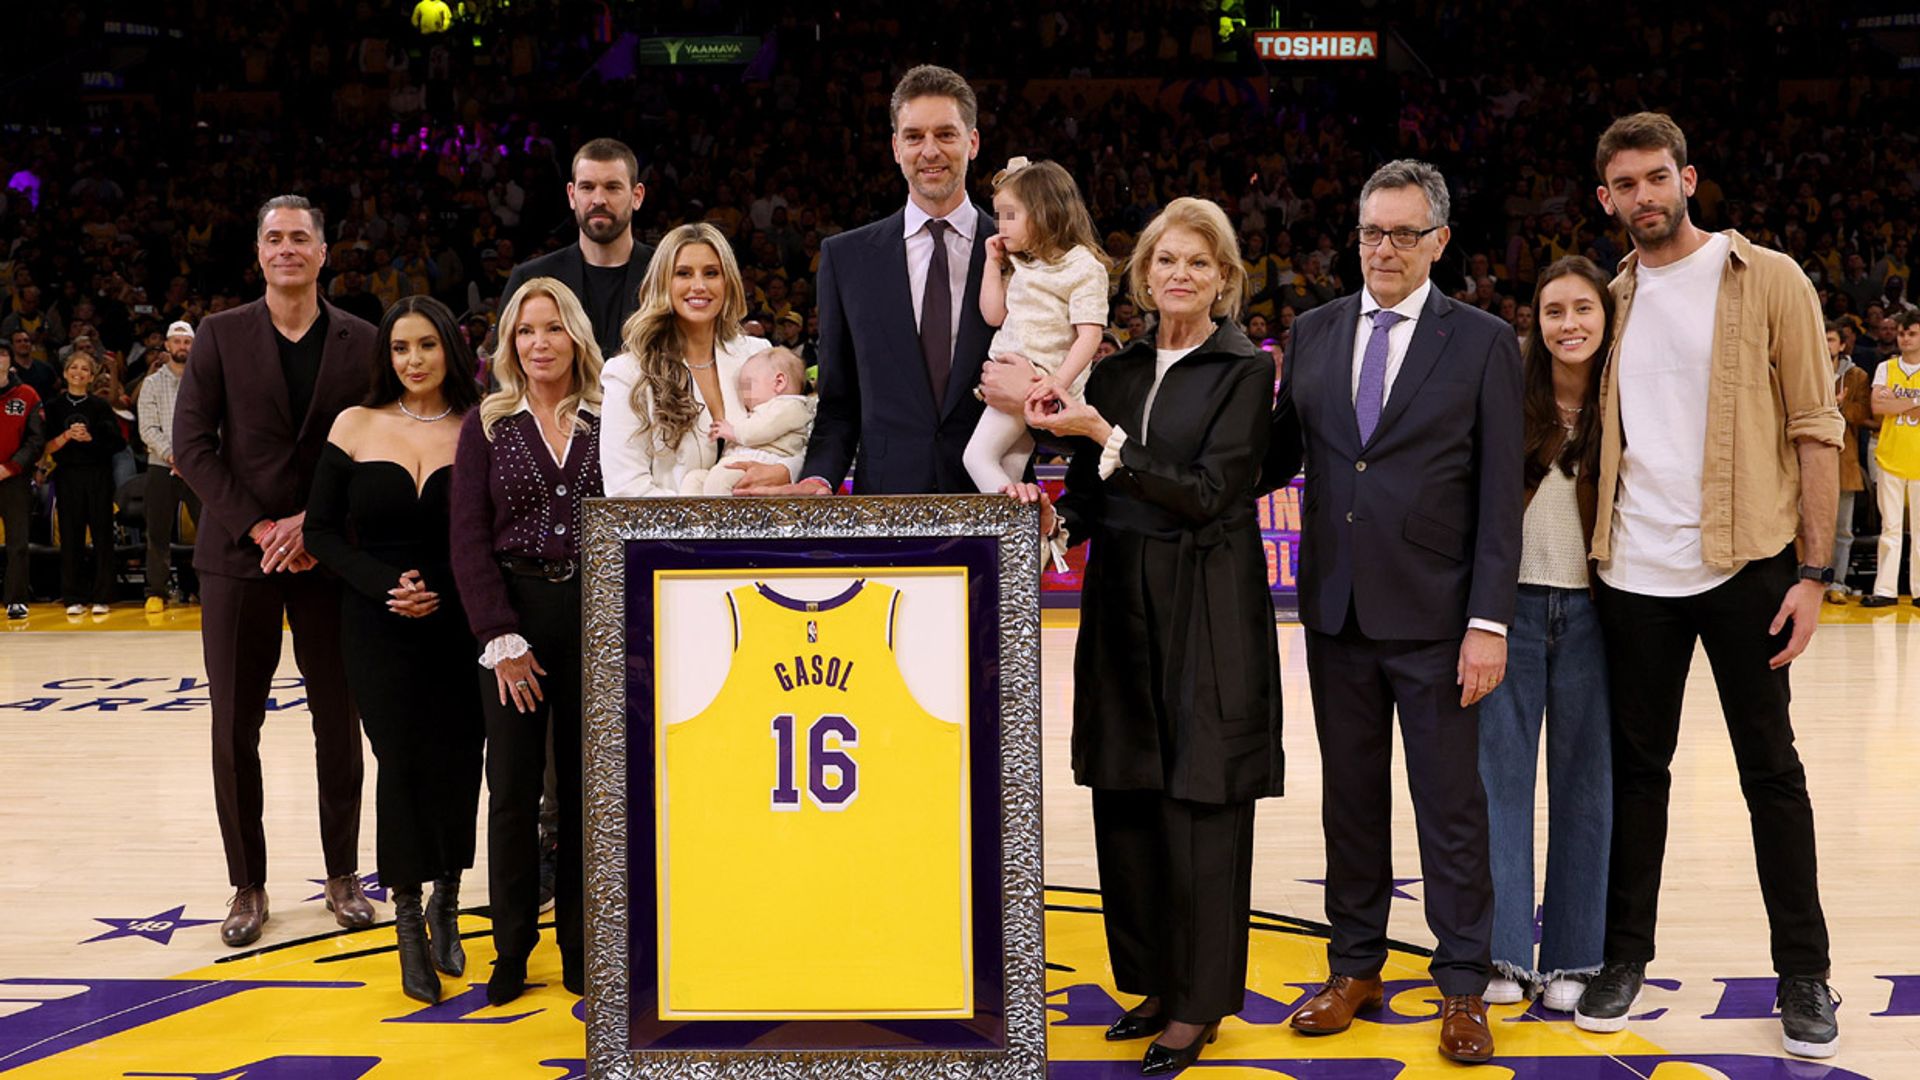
[1543,975,1589,1012]
[1485,976,1527,1005]
[90,604,110,615]
[65,604,83,616]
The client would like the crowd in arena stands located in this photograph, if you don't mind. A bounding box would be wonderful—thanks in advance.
[0,1,1911,608]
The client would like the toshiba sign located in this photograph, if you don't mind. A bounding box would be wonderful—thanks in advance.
[1254,30,1379,60]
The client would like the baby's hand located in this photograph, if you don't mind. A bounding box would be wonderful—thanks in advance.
[713,419,737,443]
[1026,374,1065,405]
[984,235,1006,264]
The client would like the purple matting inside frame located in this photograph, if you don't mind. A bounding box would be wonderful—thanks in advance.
[622,535,1007,1051]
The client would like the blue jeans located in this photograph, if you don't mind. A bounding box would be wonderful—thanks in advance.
[1476,585,1612,982]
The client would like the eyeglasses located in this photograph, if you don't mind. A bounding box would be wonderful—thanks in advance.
[1354,225,1444,249]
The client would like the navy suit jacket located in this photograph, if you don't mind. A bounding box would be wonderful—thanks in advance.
[800,206,994,494]
[1265,286,1524,640]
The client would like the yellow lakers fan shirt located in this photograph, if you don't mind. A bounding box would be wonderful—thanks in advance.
[656,577,972,1018]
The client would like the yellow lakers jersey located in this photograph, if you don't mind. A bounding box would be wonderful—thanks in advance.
[1876,359,1920,481]
[656,576,972,1019]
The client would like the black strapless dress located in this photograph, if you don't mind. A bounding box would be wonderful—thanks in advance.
[306,442,484,887]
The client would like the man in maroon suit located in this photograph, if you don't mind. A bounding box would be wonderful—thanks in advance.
[174,195,378,946]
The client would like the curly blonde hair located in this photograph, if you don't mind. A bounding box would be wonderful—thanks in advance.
[480,277,605,440]
[616,223,747,451]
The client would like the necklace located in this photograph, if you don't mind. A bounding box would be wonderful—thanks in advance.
[398,399,452,423]
[685,357,716,371]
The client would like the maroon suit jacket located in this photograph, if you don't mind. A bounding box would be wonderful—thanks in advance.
[173,296,377,578]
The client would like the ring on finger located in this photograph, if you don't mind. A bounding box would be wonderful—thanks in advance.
[514,679,531,690]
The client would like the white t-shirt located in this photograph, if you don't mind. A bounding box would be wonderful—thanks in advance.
[1600,232,1744,597]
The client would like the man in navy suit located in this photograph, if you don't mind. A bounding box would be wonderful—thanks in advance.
[1264,160,1524,1064]
[736,64,994,495]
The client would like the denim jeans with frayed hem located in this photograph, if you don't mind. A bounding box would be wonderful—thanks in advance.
[1477,584,1611,984]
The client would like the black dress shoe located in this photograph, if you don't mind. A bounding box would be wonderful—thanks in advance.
[1106,1001,1169,1041]
[392,887,441,1005]
[1141,1022,1218,1076]
[425,875,466,977]
[487,955,528,1006]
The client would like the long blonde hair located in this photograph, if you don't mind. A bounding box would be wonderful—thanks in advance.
[617,223,747,451]
[480,276,605,440]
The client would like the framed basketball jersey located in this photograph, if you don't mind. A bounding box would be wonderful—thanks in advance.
[653,569,973,1019]
[582,494,1046,1079]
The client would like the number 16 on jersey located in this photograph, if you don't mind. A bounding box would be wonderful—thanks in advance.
[771,713,858,810]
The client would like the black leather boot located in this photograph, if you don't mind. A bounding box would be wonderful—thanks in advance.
[425,875,466,977]
[392,886,441,1005]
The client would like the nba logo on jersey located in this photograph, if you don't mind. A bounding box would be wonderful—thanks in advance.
[655,574,973,1019]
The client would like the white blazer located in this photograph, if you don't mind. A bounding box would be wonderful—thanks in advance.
[599,333,802,496]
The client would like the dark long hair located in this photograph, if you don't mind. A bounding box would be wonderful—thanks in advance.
[1523,256,1614,489]
[368,295,481,414]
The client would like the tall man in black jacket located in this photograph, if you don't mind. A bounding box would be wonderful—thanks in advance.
[1265,160,1524,1064]
[735,65,995,496]
[498,138,656,361]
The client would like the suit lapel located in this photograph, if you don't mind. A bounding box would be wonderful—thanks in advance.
[1319,293,1361,455]
[1367,287,1455,448]
[877,211,939,418]
[942,210,996,420]
[248,301,296,435]
[301,300,360,444]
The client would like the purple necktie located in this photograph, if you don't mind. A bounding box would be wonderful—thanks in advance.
[920,219,953,408]
[1355,308,1406,444]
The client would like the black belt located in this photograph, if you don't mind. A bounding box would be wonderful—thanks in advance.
[497,554,577,582]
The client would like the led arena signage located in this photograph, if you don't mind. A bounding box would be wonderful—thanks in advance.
[1254,30,1379,60]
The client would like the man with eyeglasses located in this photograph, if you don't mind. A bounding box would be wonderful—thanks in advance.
[1264,159,1524,1064]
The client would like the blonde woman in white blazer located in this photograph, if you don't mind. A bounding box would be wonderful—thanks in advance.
[600,223,804,496]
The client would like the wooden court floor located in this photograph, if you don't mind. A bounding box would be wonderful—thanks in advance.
[0,604,1915,1077]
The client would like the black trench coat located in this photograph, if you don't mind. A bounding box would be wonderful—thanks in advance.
[1056,320,1285,804]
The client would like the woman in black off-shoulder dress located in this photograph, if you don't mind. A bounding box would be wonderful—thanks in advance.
[305,296,484,1005]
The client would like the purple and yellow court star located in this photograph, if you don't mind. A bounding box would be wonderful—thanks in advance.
[1299,877,1422,900]
[80,905,220,945]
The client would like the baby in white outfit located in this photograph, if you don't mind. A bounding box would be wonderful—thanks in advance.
[681,346,817,495]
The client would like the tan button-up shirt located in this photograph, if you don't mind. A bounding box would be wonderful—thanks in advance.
[1591,229,1844,569]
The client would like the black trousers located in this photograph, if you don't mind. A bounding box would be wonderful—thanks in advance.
[1,472,29,604]
[1303,611,1494,997]
[55,464,115,605]
[201,569,363,888]
[480,574,583,968]
[1092,788,1256,1022]
[1593,548,1830,976]
[143,464,200,598]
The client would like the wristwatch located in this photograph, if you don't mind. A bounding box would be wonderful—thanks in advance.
[1797,564,1835,586]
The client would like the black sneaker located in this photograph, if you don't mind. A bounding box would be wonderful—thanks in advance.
[1573,962,1645,1033]
[537,838,558,913]
[1861,594,1896,608]
[5,604,26,620]
[1777,976,1839,1059]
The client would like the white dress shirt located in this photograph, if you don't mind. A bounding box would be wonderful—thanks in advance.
[1351,277,1506,638]
[903,199,979,350]
[1350,277,1433,404]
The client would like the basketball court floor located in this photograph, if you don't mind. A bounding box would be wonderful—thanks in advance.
[0,603,1914,1078]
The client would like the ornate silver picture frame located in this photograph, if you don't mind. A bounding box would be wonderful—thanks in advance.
[580,495,1047,1079]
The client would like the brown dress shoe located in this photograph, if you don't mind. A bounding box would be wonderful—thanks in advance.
[1438,995,1495,1063]
[1290,974,1385,1034]
[221,886,269,947]
[325,874,376,930]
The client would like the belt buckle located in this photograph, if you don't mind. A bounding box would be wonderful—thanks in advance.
[548,559,577,583]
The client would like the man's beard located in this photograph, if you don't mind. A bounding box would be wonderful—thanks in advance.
[578,208,629,244]
[1624,201,1682,247]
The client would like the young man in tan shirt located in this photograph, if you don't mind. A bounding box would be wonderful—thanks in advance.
[1573,113,1844,1060]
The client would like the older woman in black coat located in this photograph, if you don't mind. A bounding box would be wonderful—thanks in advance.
[1020,197,1284,1076]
